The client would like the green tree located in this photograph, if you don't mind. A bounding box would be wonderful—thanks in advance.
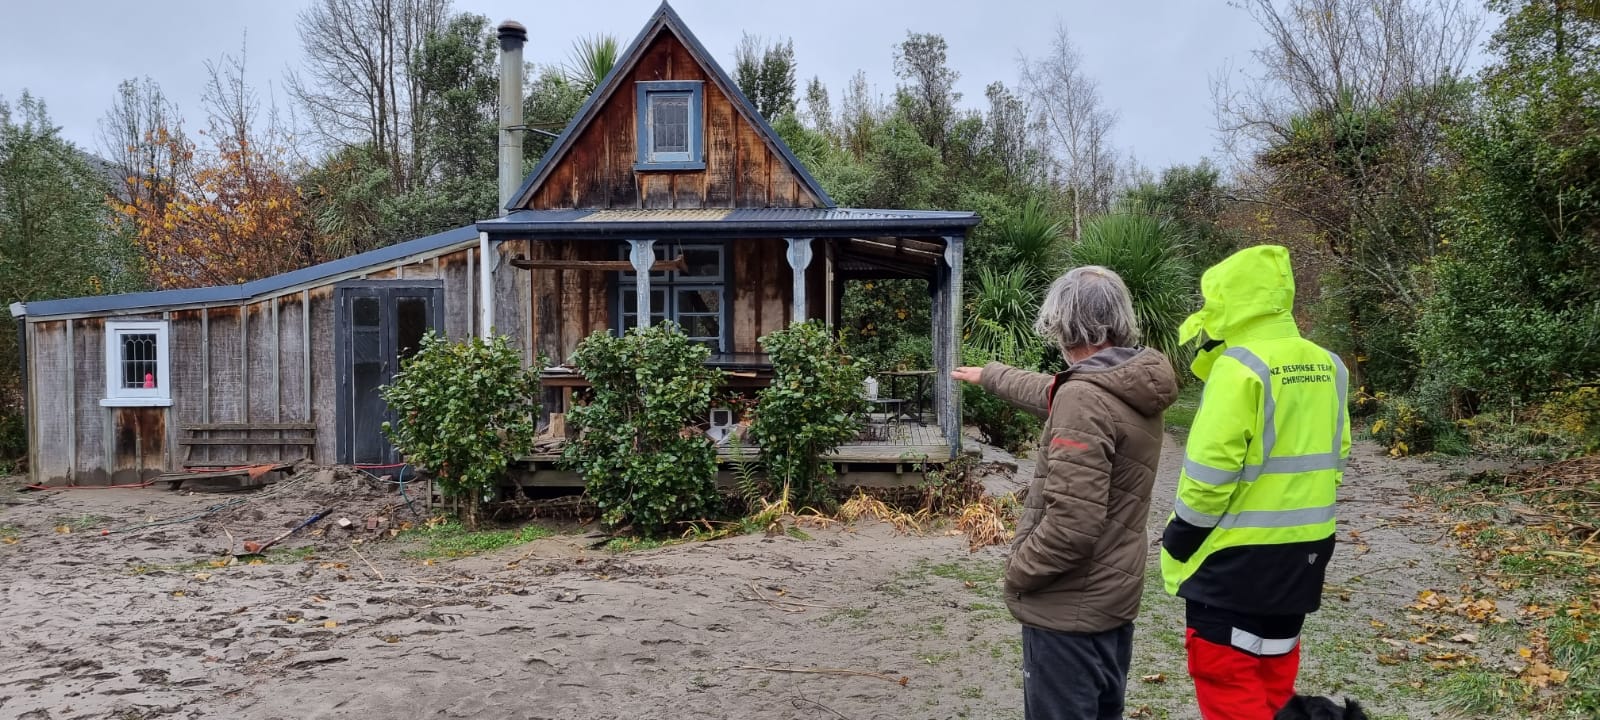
[893,32,959,156]
[566,34,619,95]
[1,93,144,460]
[1417,0,1600,409]
[733,34,797,121]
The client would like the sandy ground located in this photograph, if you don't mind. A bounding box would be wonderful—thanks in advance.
[0,437,1489,720]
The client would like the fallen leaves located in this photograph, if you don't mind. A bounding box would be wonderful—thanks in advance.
[1139,673,1166,684]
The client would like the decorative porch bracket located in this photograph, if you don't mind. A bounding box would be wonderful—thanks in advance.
[628,239,657,328]
[785,237,814,325]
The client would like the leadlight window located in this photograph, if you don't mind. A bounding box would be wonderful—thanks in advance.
[635,81,704,170]
[102,320,171,406]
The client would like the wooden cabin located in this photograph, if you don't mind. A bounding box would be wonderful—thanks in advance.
[10,3,975,487]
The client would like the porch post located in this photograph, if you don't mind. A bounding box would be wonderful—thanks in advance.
[785,237,814,325]
[936,234,965,460]
[478,231,494,339]
[628,239,656,328]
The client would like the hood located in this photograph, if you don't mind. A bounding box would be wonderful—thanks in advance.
[1070,346,1180,418]
[1178,244,1297,346]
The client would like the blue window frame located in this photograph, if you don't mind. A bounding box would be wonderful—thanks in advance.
[617,242,726,351]
[635,81,705,170]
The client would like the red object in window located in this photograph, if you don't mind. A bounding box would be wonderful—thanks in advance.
[144,372,155,389]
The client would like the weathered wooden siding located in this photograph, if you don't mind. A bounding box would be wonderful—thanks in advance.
[527,32,821,211]
[25,244,486,485]
[730,239,794,353]
[524,240,611,364]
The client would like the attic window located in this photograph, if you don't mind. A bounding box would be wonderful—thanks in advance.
[101,320,171,407]
[635,81,704,170]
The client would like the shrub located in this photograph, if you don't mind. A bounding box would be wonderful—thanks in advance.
[749,322,867,505]
[961,344,1043,454]
[1069,207,1195,369]
[563,324,722,536]
[381,333,543,523]
[1367,392,1459,457]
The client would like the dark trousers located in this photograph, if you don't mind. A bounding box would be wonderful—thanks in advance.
[1021,623,1134,720]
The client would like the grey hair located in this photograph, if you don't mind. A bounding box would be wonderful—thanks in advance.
[1033,266,1142,352]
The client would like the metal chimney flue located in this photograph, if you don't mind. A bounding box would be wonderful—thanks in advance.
[497,20,527,216]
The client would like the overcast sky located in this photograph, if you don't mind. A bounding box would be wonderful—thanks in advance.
[1,0,1277,171]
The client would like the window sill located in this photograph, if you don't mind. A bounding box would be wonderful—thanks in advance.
[99,397,173,408]
[634,161,706,172]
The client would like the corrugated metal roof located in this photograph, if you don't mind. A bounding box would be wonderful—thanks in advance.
[19,225,479,319]
[476,206,972,228]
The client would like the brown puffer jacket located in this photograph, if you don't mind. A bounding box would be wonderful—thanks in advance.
[980,347,1178,633]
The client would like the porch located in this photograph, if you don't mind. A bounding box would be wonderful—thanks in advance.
[476,207,977,478]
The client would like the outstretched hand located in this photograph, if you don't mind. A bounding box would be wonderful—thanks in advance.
[951,366,983,384]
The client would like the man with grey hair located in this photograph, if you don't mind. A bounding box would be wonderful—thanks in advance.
[954,266,1178,720]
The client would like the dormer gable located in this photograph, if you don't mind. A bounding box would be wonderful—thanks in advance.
[507,3,834,211]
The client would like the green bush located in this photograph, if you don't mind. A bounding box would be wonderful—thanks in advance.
[381,333,543,518]
[563,324,722,536]
[748,322,866,504]
[961,346,1042,454]
[0,408,24,473]
[1367,392,1460,457]
[1069,207,1195,368]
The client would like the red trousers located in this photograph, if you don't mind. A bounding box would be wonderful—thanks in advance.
[1185,628,1299,720]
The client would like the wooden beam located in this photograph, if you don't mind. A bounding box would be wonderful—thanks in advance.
[178,438,317,447]
[510,256,688,273]
[183,422,316,431]
[300,290,311,421]
[65,320,75,482]
[629,239,656,328]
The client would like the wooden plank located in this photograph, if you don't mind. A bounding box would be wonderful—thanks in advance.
[608,86,638,208]
[641,173,673,209]
[759,239,787,338]
[31,321,70,483]
[278,295,307,439]
[705,79,738,207]
[183,423,316,431]
[466,248,477,338]
[170,310,206,472]
[246,301,274,463]
[301,290,311,419]
[271,297,281,463]
[511,256,686,272]
[207,306,242,466]
[64,319,76,482]
[443,250,470,341]
[309,287,337,464]
[178,438,317,447]
[74,319,109,484]
[735,121,770,207]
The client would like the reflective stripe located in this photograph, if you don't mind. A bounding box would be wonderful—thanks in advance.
[1231,627,1300,656]
[1216,504,1335,529]
[1183,456,1241,486]
[1330,350,1348,467]
[1224,347,1275,460]
[1240,452,1345,481]
[1174,497,1222,528]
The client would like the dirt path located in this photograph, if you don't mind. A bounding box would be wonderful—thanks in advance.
[0,438,1485,720]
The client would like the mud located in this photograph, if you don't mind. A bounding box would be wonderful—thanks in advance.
[0,438,1488,719]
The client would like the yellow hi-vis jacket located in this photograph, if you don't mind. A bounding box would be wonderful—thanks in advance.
[1160,245,1350,615]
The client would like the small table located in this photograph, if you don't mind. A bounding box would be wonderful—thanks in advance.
[881,370,935,425]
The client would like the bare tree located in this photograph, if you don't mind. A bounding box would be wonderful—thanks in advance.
[1214,0,1482,310]
[1018,22,1121,238]
[287,0,450,191]
[1216,0,1481,157]
[98,77,184,210]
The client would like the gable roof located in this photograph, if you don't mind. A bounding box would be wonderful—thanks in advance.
[506,2,835,210]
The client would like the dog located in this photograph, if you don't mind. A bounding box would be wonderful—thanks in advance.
[1274,695,1368,720]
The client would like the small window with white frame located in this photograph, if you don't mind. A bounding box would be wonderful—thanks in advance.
[102,320,171,407]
